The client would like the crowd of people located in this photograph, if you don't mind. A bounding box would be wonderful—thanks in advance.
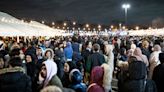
[0,35,163,92]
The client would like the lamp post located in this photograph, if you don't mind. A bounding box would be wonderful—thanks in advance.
[122,3,130,25]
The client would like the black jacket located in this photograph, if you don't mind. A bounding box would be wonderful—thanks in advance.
[86,52,105,73]
[152,64,164,92]
[141,48,151,60]
[121,61,157,92]
[0,67,32,92]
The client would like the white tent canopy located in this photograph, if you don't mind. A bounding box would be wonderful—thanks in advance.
[0,12,64,37]
[128,28,164,36]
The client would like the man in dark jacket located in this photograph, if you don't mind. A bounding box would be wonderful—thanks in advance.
[152,53,164,92]
[122,61,157,92]
[86,43,105,73]
[0,57,32,92]
[72,36,80,53]
[81,41,93,64]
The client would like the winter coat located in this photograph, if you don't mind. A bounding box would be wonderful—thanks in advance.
[141,47,151,60]
[54,58,65,80]
[72,42,80,53]
[122,61,157,92]
[25,53,37,85]
[149,51,161,79]
[87,83,104,92]
[64,42,73,61]
[86,52,105,73]
[26,61,36,82]
[152,64,164,92]
[88,66,104,92]
[0,67,32,92]
[62,73,70,87]
[81,48,92,63]
[101,64,113,92]
[55,49,65,61]
[103,44,114,92]
[69,69,87,92]
[81,48,92,71]
[48,75,63,88]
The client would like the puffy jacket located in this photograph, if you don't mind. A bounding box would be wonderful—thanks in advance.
[69,69,87,92]
[0,67,32,92]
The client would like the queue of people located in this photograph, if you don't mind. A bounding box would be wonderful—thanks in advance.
[0,35,163,92]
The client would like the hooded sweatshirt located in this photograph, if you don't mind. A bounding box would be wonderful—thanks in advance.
[64,42,73,61]
[43,60,58,87]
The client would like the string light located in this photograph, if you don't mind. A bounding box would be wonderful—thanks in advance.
[73,22,76,25]
[111,25,114,29]
[63,22,67,26]
[52,22,55,25]
[98,25,101,29]
[41,21,45,24]
[86,24,89,28]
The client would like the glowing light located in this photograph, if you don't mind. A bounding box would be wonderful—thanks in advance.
[42,21,45,24]
[122,4,131,9]
[1,17,5,22]
[86,24,89,28]
[149,27,152,30]
[122,26,126,30]
[111,25,114,29]
[135,26,139,30]
[98,25,101,29]
[63,22,67,26]
[73,22,76,25]
[52,22,55,25]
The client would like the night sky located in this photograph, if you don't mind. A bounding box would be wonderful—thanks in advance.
[0,0,164,26]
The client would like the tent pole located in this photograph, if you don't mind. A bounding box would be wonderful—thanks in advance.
[17,36,19,43]
[24,36,26,43]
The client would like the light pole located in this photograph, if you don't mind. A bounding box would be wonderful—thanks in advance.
[122,3,130,25]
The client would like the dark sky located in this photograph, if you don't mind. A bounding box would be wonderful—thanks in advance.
[0,0,164,26]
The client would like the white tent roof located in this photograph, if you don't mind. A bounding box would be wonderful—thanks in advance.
[0,12,64,37]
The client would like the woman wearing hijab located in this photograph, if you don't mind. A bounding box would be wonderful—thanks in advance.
[149,45,162,79]
[25,53,37,80]
[87,63,112,92]
[62,61,77,88]
[133,47,149,67]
